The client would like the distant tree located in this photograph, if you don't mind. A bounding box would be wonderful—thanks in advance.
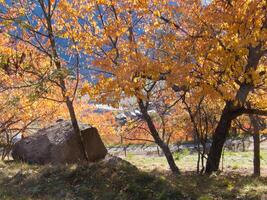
[177,90,219,173]
[233,113,266,176]
[0,33,62,159]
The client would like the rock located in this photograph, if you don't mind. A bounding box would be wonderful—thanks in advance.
[12,120,107,164]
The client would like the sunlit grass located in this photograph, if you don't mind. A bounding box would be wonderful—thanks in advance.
[124,150,267,175]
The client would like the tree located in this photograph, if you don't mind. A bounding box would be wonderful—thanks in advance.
[0,33,63,159]
[233,112,266,176]
[0,0,88,160]
[147,0,267,173]
[2,0,266,175]
[177,90,219,173]
[57,0,183,173]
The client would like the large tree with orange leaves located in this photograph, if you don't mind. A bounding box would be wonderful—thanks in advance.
[162,0,267,173]
[55,0,185,173]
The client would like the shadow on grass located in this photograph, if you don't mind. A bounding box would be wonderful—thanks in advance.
[0,159,183,200]
[168,172,267,200]
[1,159,267,200]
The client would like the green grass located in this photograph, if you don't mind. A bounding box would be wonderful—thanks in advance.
[125,150,267,175]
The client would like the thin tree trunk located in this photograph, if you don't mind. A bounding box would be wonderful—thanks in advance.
[138,100,180,174]
[201,139,207,173]
[65,98,89,160]
[124,146,127,157]
[201,151,205,173]
[160,142,180,173]
[157,146,160,156]
[1,148,6,160]
[196,135,201,173]
[197,148,200,173]
[40,4,89,161]
[249,115,260,176]
[221,146,225,172]
[242,137,246,152]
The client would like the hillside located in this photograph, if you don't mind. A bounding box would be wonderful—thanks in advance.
[1,155,267,200]
[0,156,183,200]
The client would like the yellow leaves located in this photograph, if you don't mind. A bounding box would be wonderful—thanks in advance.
[65,90,73,97]
[153,20,160,27]
[81,82,90,96]
[92,20,97,28]
[96,0,114,6]
[153,10,161,17]
[251,71,260,84]
[97,0,107,4]
[240,66,266,87]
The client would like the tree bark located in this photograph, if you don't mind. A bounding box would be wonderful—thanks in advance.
[65,97,89,160]
[206,103,233,173]
[205,43,264,173]
[40,2,89,161]
[138,100,180,174]
[159,141,180,174]
[249,115,260,176]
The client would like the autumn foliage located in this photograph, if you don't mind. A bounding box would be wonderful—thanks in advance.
[0,0,266,174]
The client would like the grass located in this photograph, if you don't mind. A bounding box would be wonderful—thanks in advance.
[171,173,267,200]
[0,151,267,200]
[124,150,267,200]
[124,150,267,176]
[0,158,183,200]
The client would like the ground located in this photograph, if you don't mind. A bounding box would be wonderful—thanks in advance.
[124,150,267,176]
[0,150,266,200]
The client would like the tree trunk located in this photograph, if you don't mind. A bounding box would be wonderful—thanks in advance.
[204,44,263,173]
[242,137,246,152]
[65,97,89,160]
[138,100,180,174]
[206,104,232,173]
[197,149,200,173]
[41,7,89,161]
[159,141,180,173]
[221,146,225,171]
[157,146,160,156]
[249,115,260,176]
[1,148,6,160]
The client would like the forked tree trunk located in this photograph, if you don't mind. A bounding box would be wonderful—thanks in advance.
[205,43,263,173]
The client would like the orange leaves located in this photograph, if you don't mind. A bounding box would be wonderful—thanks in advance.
[0,33,66,134]
[153,10,161,17]
[1,0,266,146]
[81,82,91,96]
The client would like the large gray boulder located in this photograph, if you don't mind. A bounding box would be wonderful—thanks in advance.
[12,120,107,164]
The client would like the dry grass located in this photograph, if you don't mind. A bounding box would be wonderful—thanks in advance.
[0,150,266,200]
[124,150,267,176]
